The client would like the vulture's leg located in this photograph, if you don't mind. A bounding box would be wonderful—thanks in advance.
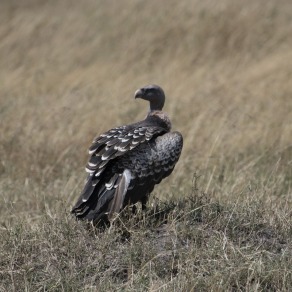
[131,195,148,214]
[131,204,137,214]
[141,195,148,211]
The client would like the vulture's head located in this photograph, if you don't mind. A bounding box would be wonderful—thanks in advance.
[134,84,165,111]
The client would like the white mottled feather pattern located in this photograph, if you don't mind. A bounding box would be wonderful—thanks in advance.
[71,85,183,223]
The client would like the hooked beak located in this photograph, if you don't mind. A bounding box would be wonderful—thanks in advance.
[134,88,144,99]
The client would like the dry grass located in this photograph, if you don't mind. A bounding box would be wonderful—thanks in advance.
[0,0,291,291]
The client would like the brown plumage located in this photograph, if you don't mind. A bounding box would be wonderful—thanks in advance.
[71,85,183,224]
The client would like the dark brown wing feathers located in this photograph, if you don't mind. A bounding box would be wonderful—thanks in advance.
[71,111,182,223]
[71,123,168,215]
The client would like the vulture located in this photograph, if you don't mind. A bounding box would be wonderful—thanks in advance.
[71,85,183,224]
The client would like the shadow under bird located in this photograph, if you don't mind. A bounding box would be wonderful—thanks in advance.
[71,85,183,224]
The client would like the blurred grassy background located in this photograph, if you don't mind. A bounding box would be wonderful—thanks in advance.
[0,0,291,290]
[1,0,291,208]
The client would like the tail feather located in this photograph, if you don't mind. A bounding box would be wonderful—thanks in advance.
[71,175,97,213]
[71,169,132,222]
[108,169,132,219]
